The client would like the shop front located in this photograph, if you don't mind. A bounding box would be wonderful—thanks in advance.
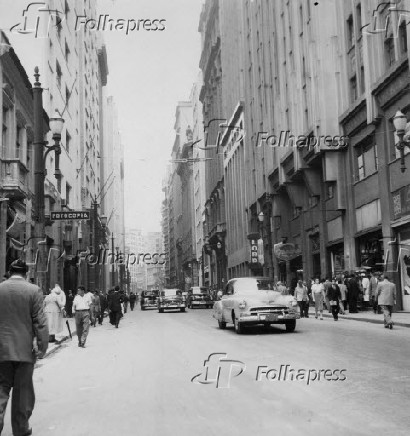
[356,230,384,272]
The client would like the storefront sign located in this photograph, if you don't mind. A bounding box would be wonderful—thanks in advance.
[250,239,259,264]
[392,184,410,220]
[274,243,301,261]
[51,211,90,220]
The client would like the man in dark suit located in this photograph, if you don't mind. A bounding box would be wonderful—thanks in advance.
[108,286,124,328]
[347,274,360,313]
[0,259,49,436]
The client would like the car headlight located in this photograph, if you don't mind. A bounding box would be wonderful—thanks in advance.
[238,300,247,309]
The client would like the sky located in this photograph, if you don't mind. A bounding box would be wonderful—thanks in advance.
[0,0,204,233]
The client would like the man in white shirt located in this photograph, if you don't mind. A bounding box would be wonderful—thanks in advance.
[72,286,91,348]
[361,274,370,307]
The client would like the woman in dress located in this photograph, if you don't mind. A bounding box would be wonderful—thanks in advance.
[90,290,101,327]
[311,278,326,320]
[43,285,65,342]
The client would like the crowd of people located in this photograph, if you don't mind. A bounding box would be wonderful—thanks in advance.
[273,272,397,328]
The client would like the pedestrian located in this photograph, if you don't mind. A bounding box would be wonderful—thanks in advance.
[328,278,341,321]
[72,285,91,347]
[347,274,360,313]
[90,291,101,327]
[276,281,288,295]
[362,273,370,308]
[216,289,223,300]
[85,289,94,325]
[109,286,124,328]
[98,291,107,324]
[66,290,74,317]
[0,259,49,436]
[55,284,66,316]
[369,272,380,314]
[129,292,136,311]
[43,285,65,343]
[377,275,397,329]
[122,292,129,313]
[311,278,326,320]
[294,280,309,318]
[338,279,347,314]
[323,278,332,312]
[107,289,115,325]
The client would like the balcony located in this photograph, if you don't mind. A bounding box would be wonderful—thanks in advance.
[0,159,29,200]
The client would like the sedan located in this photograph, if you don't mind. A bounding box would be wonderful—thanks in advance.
[213,277,299,334]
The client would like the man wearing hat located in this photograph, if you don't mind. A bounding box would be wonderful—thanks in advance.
[0,259,49,436]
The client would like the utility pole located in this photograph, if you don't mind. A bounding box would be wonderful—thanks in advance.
[0,198,9,278]
[33,67,46,291]
[111,232,115,287]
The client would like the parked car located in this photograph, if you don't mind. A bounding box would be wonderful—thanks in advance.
[158,289,186,313]
[213,277,299,334]
[140,290,160,310]
[187,293,213,309]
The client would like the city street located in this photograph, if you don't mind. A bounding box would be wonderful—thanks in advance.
[3,309,409,436]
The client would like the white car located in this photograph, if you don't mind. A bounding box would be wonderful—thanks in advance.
[213,277,299,334]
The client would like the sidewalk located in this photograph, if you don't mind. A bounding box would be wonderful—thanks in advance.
[36,318,76,367]
[308,308,410,327]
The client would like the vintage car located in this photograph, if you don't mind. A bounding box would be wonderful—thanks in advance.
[158,289,186,313]
[187,293,213,309]
[213,277,299,334]
[140,290,160,310]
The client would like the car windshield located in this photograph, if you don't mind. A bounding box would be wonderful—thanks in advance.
[144,291,158,297]
[192,294,208,299]
[233,279,275,293]
[162,289,179,297]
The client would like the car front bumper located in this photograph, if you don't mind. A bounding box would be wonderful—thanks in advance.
[238,311,299,324]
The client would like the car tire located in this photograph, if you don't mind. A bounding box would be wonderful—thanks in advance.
[218,320,227,329]
[180,307,186,312]
[285,320,296,332]
[159,308,164,313]
[234,316,244,334]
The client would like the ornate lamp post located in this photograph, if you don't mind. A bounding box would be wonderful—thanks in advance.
[393,110,410,173]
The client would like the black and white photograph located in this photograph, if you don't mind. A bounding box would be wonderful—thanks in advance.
[0,0,409,435]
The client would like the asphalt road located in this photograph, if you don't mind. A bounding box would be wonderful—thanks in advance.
[3,307,410,436]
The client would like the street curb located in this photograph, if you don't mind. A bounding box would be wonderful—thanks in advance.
[309,311,410,328]
[35,331,76,368]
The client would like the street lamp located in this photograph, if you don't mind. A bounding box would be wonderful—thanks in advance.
[258,211,265,223]
[393,110,410,173]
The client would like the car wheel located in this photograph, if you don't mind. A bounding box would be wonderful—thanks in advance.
[285,320,296,332]
[218,320,227,329]
[159,308,164,313]
[234,316,244,334]
[180,307,186,312]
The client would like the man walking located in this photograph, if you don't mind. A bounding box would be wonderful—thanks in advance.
[347,274,360,313]
[98,291,107,325]
[72,286,91,347]
[129,292,136,311]
[377,275,397,329]
[0,259,49,436]
[109,286,124,328]
[369,272,380,314]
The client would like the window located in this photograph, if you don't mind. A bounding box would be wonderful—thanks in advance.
[65,41,70,62]
[356,137,378,180]
[65,86,70,110]
[399,21,408,55]
[384,35,395,68]
[356,4,362,36]
[308,196,319,207]
[347,15,354,49]
[327,184,335,199]
[65,183,71,205]
[360,65,365,95]
[65,130,71,154]
[2,106,8,149]
[56,61,62,89]
[350,75,357,103]
[16,126,22,159]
